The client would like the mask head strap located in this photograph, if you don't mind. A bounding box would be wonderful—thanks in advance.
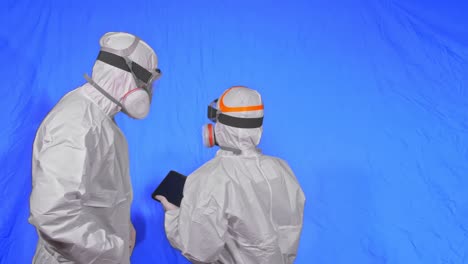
[219,145,242,155]
[84,74,129,115]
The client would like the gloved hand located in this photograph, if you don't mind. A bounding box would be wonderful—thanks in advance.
[129,222,136,255]
[155,195,179,211]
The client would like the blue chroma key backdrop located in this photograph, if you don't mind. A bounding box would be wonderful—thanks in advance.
[1,0,468,263]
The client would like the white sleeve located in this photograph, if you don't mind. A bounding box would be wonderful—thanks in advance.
[164,184,227,263]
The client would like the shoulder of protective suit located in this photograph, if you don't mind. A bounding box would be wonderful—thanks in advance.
[263,156,305,192]
[38,92,105,144]
[185,157,231,193]
[187,157,224,181]
[260,155,299,178]
[260,154,290,167]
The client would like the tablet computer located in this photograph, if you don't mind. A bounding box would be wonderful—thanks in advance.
[152,170,187,207]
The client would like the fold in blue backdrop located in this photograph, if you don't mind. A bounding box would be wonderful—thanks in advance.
[1,0,468,263]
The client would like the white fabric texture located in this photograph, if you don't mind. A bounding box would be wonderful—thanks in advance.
[29,32,158,263]
[163,87,306,264]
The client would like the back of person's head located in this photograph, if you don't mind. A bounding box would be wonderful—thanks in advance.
[203,86,264,153]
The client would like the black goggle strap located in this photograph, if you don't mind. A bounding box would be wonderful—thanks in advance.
[217,113,263,129]
[96,51,161,93]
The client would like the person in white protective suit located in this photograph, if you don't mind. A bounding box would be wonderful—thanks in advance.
[29,32,161,264]
[156,86,306,264]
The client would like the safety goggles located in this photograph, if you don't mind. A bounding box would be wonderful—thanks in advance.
[207,99,220,122]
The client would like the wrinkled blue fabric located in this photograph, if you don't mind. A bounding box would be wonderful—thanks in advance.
[1,0,467,263]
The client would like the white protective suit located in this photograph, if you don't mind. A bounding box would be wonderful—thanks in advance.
[163,87,306,264]
[29,32,159,264]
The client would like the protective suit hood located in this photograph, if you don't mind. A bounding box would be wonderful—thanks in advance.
[82,32,158,117]
[213,86,264,155]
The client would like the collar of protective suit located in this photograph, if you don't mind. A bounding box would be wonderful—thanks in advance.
[216,148,262,157]
[81,66,134,117]
[80,86,117,117]
[214,122,263,156]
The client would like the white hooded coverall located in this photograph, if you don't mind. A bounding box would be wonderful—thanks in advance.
[29,32,158,264]
[163,87,306,264]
